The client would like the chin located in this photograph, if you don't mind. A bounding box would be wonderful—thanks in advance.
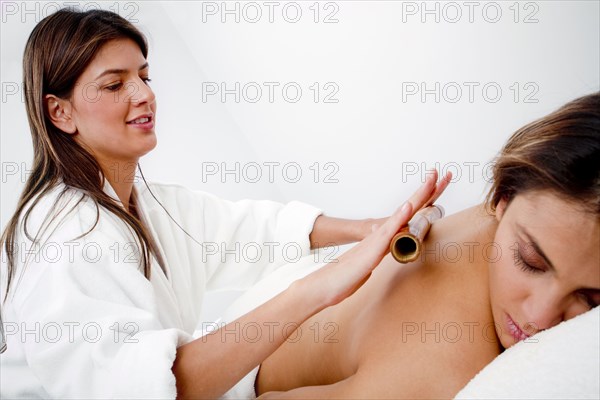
[138,137,158,156]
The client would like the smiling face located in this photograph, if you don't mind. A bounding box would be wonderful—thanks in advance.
[488,190,600,349]
[47,38,156,170]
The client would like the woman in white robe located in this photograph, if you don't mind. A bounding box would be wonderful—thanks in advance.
[0,8,449,399]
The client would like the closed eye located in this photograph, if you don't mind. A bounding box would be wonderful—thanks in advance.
[105,82,122,91]
[514,241,546,274]
[105,77,150,92]
[515,251,544,274]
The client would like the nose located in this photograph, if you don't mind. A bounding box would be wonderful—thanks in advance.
[129,77,155,105]
[521,289,565,333]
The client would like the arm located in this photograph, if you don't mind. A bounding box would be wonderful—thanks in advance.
[7,218,193,399]
[255,318,495,400]
[309,170,453,249]
[173,277,324,398]
[161,184,324,290]
[174,173,450,398]
[173,198,413,398]
[309,215,384,249]
[256,345,483,400]
[257,375,360,399]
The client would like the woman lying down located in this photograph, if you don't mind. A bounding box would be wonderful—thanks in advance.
[223,92,600,399]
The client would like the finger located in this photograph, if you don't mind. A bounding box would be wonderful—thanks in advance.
[355,173,436,254]
[343,203,413,265]
[368,173,436,241]
[374,201,413,240]
[404,171,437,213]
[425,170,452,207]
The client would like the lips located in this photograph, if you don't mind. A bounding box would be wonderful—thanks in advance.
[506,313,531,342]
[127,113,153,124]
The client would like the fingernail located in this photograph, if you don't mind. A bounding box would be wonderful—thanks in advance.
[400,202,410,213]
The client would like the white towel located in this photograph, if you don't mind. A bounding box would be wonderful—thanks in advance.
[455,306,600,399]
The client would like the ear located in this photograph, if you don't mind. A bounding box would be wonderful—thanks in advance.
[495,197,508,222]
[44,94,77,134]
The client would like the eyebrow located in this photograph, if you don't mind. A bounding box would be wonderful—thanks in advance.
[517,224,556,272]
[94,62,149,80]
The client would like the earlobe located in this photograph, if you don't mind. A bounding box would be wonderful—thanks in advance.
[44,94,77,134]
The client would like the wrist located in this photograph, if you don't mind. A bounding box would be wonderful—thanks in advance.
[357,218,375,241]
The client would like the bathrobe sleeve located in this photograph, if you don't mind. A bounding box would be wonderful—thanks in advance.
[147,183,324,291]
[8,195,193,399]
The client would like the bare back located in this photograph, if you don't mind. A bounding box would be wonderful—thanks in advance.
[257,205,503,398]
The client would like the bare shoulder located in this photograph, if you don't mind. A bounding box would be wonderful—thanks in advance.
[348,209,501,398]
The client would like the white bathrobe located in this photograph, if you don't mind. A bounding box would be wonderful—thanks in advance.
[0,179,323,399]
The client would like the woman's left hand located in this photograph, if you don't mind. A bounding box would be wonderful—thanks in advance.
[309,170,452,248]
[358,170,452,239]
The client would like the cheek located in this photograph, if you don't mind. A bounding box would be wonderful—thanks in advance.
[489,227,524,303]
[92,107,128,139]
[74,98,126,146]
[96,94,127,120]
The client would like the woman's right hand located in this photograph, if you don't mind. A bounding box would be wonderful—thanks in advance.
[298,170,451,309]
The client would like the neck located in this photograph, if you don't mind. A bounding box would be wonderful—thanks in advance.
[101,159,138,212]
[433,202,498,244]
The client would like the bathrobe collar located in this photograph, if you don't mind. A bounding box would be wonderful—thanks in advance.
[102,178,120,203]
[102,177,172,281]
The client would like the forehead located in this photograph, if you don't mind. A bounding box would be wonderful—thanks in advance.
[79,38,145,80]
[506,191,600,286]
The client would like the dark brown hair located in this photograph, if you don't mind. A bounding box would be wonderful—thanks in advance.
[486,92,600,215]
[1,8,162,303]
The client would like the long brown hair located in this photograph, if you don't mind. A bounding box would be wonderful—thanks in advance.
[486,92,600,215]
[1,8,163,303]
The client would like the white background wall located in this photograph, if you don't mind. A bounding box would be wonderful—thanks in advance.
[1,1,599,319]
